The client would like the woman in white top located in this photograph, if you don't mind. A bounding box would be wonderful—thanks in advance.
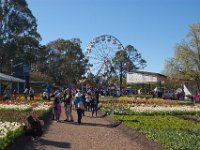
[85,93,91,111]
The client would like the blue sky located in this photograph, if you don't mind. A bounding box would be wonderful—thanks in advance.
[27,0,200,73]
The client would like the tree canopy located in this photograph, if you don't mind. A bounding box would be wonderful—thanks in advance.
[44,39,87,86]
[112,45,147,76]
[0,0,41,74]
[164,23,200,90]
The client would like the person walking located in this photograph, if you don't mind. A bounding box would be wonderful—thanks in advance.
[47,85,52,101]
[53,91,62,122]
[29,87,34,101]
[24,88,29,102]
[85,93,91,111]
[12,89,17,101]
[81,91,86,116]
[91,93,98,117]
[42,89,48,101]
[3,88,11,101]
[74,91,84,124]
[64,89,73,122]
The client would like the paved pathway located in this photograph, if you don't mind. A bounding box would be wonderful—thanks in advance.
[27,104,163,150]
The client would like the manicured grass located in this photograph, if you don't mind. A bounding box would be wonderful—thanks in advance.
[114,115,200,150]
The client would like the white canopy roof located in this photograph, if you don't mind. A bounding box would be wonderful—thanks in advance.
[127,71,167,84]
[127,72,158,83]
[0,73,25,83]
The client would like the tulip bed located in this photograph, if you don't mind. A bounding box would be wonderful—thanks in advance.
[100,104,200,116]
[114,115,200,150]
[0,102,52,123]
[129,105,200,116]
[0,101,52,149]
[0,121,23,150]
[17,94,44,102]
[100,96,200,150]
[100,96,181,105]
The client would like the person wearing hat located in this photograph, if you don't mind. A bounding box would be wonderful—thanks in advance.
[64,89,73,122]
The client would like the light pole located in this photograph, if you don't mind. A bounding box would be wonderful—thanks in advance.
[11,62,24,92]
[0,57,2,72]
[120,61,123,96]
[0,57,2,95]
[10,59,13,75]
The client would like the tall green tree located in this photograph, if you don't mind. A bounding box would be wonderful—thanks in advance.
[113,45,146,76]
[164,23,200,90]
[45,39,87,86]
[0,0,41,73]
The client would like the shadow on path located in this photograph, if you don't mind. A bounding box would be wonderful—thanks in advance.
[82,114,107,118]
[36,139,71,149]
[58,120,110,128]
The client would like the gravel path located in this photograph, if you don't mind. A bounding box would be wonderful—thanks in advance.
[7,104,164,150]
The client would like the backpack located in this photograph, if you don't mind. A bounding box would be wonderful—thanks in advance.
[65,95,71,104]
[29,89,34,95]
[77,101,85,110]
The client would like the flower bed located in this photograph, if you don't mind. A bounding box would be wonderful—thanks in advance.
[0,101,52,149]
[17,94,44,101]
[129,105,200,116]
[114,115,200,150]
[0,94,44,102]
[99,96,192,106]
[101,105,200,116]
[0,121,23,150]
[0,102,52,123]
[0,103,31,111]
[100,96,200,149]
[0,101,52,112]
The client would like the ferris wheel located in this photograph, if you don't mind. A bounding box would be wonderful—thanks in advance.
[85,34,124,77]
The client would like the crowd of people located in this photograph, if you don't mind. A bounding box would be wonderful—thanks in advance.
[1,87,35,101]
[23,87,35,102]
[153,87,185,100]
[24,87,100,141]
[51,88,99,125]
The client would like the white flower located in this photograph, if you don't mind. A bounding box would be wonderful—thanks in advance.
[0,104,31,111]
[130,105,200,113]
[33,104,51,111]
[0,121,22,139]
